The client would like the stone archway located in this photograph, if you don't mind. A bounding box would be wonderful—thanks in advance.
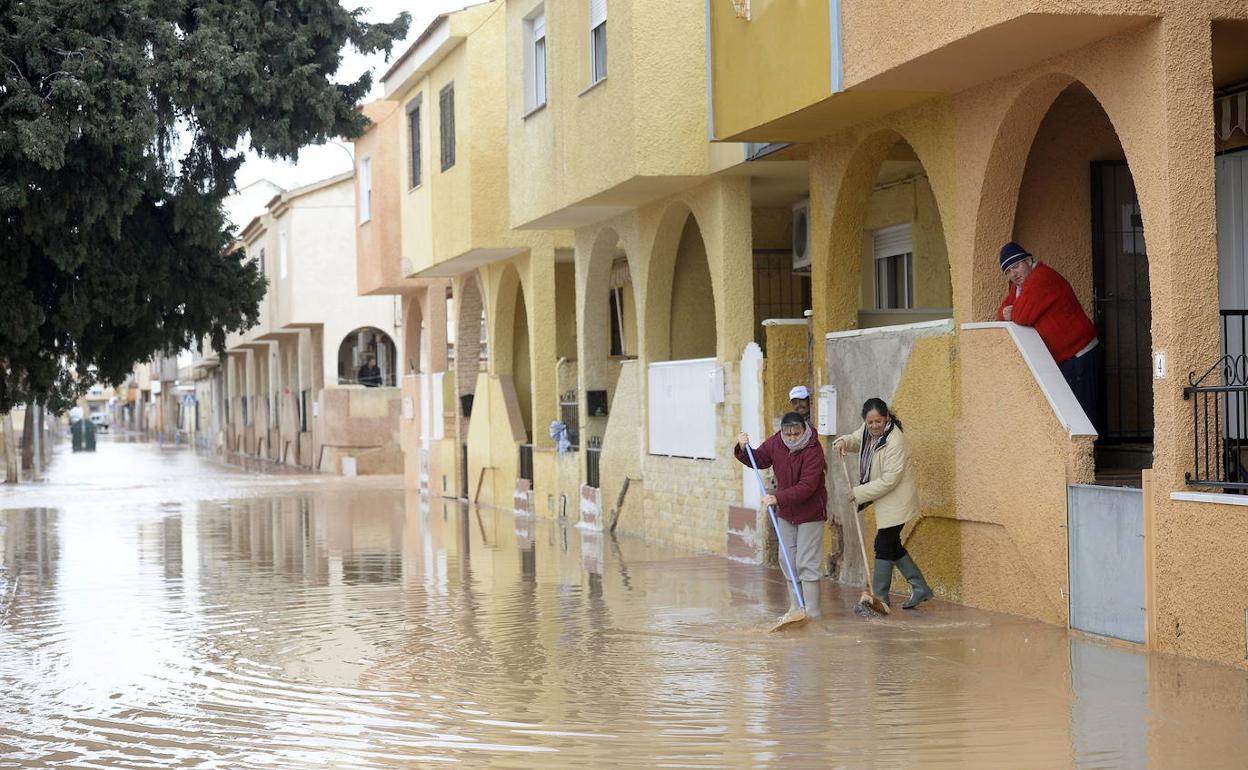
[336,327,396,387]
[974,74,1163,461]
[491,263,533,442]
[644,204,718,363]
[402,295,423,377]
[821,129,955,334]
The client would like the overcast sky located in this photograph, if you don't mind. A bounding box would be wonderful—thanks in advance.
[234,0,469,193]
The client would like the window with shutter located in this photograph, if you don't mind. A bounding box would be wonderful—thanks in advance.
[406,95,422,188]
[589,0,607,84]
[439,84,455,171]
[872,224,913,310]
[525,9,547,112]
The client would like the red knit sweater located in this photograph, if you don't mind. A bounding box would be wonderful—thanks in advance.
[996,263,1097,363]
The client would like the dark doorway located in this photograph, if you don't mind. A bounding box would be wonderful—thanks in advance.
[1091,161,1153,480]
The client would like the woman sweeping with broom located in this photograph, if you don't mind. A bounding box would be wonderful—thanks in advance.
[735,412,828,621]
[833,398,933,614]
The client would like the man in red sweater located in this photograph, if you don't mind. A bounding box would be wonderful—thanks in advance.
[995,241,1100,426]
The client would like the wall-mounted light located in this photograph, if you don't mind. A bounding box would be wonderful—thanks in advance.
[731,0,751,20]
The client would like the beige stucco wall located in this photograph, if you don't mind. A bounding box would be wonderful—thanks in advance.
[762,324,809,432]
[506,0,740,228]
[717,5,1244,670]
[355,100,408,296]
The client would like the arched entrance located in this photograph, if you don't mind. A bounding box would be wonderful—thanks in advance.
[824,131,954,332]
[454,275,487,497]
[402,295,423,377]
[579,227,640,488]
[1009,82,1152,480]
[337,327,396,387]
[643,205,720,460]
[645,207,717,362]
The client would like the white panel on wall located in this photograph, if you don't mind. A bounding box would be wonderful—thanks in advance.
[432,372,445,441]
[648,357,718,460]
[739,343,764,508]
[420,373,432,445]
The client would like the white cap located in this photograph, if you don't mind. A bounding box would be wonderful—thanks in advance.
[788,385,810,401]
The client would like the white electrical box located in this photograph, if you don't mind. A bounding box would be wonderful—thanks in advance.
[816,385,837,436]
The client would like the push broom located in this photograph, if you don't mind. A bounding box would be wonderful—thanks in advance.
[744,443,809,632]
[841,454,889,615]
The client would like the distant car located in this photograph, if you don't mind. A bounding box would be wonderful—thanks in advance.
[89,412,111,431]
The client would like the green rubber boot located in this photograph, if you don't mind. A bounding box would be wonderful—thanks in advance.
[896,554,934,609]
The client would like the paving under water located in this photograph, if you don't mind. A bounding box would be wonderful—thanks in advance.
[1,436,1247,768]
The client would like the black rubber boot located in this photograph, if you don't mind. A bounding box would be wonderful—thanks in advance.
[896,554,933,609]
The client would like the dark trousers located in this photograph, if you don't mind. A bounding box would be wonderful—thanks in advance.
[874,523,907,561]
[1058,345,1100,427]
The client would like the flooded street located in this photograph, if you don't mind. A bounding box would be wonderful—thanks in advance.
[1,439,1247,768]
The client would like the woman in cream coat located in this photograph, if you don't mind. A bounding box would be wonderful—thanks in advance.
[834,397,933,612]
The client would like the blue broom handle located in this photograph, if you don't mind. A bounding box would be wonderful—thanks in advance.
[744,442,805,611]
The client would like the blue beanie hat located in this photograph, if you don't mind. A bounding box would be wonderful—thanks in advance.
[999,241,1031,272]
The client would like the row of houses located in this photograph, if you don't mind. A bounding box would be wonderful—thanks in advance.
[201,0,1248,671]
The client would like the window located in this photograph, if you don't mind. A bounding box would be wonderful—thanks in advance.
[589,0,607,84]
[406,96,422,188]
[609,290,624,356]
[525,9,547,112]
[439,84,455,171]
[279,232,288,280]
[358,157,372,222]
[258,247,266,275]
[872,224,913,310]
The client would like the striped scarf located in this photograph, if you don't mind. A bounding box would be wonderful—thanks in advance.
[859,420,895,484]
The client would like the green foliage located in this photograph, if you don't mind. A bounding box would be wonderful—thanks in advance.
[0,0,409,412]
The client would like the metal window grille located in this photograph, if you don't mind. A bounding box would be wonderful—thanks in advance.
[519,443,534,483]
[586,445,602,489]
[752,249,811,352]
[1091,160,1153,442]
[439,84,455,171]
[1184,350,1248,492]
[559,391,580,447]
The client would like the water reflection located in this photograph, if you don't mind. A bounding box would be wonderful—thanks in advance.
[1,444,1247,767]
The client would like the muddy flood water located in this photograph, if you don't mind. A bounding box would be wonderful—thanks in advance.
[2,438,1248,768]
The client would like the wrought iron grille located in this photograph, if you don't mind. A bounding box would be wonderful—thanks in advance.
[1184,351,1248,492]
[519,443,534,484]
[586,444,601,486]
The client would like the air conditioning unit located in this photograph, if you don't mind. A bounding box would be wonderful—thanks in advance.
[792,198,811,273]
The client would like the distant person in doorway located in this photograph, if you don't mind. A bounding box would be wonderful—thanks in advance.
[735,411,828,618]
[833,398,933,613]
[996,241,1099,425]
[788,385,812,427]
[358,356,383,387]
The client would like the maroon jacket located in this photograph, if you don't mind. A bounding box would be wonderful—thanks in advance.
[734,432,828,525]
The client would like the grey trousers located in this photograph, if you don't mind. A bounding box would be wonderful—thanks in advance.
[776,519,824,583]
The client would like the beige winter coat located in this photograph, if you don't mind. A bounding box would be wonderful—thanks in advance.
[836,423,920,530]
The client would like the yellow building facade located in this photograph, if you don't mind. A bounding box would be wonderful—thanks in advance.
[356,1,1248,670]
[709,1,1248,670]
